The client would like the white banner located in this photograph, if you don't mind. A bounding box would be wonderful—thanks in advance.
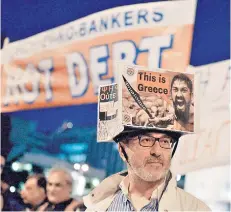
[172,60,230,174]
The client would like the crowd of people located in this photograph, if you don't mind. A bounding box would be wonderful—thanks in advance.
[1,159,86,211]
[1,72,210,211]
[1,125,211,211]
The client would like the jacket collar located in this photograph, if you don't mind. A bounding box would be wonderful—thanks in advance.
[83,170,127,210]
[83,170,177,211]
[47,198,73,211]
[31,199,47,211]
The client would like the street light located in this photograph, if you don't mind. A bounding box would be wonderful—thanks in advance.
[12,162,21,171]
[81,164,89,172]
[10,186,16,193]
[74,163,81,170]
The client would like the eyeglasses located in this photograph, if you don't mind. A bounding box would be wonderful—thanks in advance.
[136,135,175,149]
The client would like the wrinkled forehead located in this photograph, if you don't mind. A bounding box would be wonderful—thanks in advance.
[143,132,171,138]
[48,172,67,183]
[172,80,189,89]
[48,171,73,187]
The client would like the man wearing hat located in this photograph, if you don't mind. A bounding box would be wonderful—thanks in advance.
[83,66,210,211]
[83,127,210,211]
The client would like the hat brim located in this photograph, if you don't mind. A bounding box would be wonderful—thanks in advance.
[113,126,185,143]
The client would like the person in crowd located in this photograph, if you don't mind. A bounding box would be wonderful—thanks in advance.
[0,155,5,175]
[39,167,85,211]
[21,174,47,211]
[1,154,25,211]
[83,128,211,211]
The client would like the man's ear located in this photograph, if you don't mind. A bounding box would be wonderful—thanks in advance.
[118,143,126,162]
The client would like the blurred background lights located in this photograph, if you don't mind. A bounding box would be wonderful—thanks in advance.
[67,122,73,129]
[71,171,79,180]
[74,163,81,170]
[176,175,181,182]
[81,164,89,172]
[24,163,32,171]
[10,186,16,193]
[11,162,21,171]
[75,176,86,196]
[92,178,100,187]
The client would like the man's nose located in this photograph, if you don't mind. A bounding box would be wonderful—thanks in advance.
[176,90,183,97]
[48,185,54,193]
[150,141,162,156]
[20,190,25,197]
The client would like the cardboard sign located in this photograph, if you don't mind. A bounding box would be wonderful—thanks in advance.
[97,64,195,142]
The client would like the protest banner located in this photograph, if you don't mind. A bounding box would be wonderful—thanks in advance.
[1,0,196,112]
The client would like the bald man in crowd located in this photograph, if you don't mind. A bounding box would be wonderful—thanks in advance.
[39,167,85,211]
[21,174,47,211]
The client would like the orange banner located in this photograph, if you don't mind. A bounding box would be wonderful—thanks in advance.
[1,0,196,112]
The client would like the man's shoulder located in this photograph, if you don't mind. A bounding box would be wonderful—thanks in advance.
[175,186,211,211]
[160,176,211,211]
[83,171,127,210]
[95,170,127,189]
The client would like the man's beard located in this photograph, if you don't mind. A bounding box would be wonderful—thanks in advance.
[173,97,191,123]
[129,154,171,182]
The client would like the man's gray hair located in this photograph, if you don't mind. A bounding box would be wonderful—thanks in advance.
[48,166,73,187]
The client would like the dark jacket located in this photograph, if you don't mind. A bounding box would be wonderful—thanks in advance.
[2,189,25,211]
[38,198,86,211]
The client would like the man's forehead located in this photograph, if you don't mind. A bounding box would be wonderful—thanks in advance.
[172,80,188,87]
[26,178,38,187]
[48,172,67,183]
[127,131,171,138]
[144,132,171,138]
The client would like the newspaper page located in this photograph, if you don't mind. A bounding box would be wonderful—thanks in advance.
[97,84,123,142]
[121,65,195,133]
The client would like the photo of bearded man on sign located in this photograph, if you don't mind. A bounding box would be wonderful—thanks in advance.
[170,74,194,132]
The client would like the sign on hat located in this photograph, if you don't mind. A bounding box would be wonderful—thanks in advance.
[97,63,198,142]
